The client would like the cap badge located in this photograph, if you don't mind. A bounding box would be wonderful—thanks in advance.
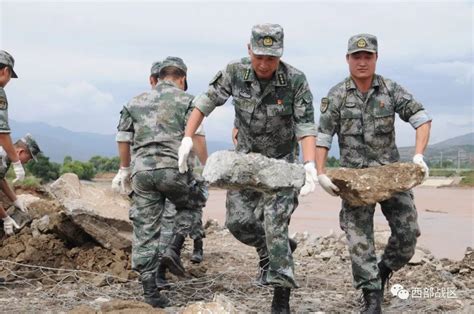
[263,36,273,47]
[357,38,367,48]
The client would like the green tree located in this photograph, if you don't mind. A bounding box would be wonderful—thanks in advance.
[89,155,119,173]
[61,160,96,180]
[26,154,61,183]
[326,156,340,167]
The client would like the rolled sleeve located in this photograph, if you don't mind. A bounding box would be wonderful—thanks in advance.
[409,110,432,129]
[295,122,318,139]
[392,81,426,123]
[116,106,134,135]
[116,131,134,142]
[293,75,317,139]
[194,93,216,117]
[0,109,11,133]
[316,132,333,149]
[317,93,340,146]
[195,123,205,136]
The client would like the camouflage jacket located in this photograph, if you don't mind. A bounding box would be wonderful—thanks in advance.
[317,75,432,168]
[116,80,194,175]
[193,57,317,163]
[0,87,11,133]
[0,147,10,179]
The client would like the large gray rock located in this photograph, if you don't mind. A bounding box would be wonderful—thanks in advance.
[203,151,305,192]
[49,173,132,250]
[327,162,425,206]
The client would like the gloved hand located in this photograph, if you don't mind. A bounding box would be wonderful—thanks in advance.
[111,167,131,194]
[178,136,193,173]
[2,215,20,236]
[300,162,318,196]
[317,174,340,196]
[12,161,25,183]
[413,154,429,180]
[13,198,28,213]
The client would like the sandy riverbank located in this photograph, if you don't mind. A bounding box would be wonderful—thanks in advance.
[203,185,473,261]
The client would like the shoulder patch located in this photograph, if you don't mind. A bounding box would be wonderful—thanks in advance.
[0,98,7,110]
[320,97,329,113]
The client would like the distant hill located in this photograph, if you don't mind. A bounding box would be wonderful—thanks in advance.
[399,132,474,167]
[10,120,233,163]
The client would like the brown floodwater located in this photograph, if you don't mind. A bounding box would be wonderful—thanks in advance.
[203,186,473,261]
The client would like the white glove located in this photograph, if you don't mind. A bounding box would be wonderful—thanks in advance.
[318,174,340,196]
[413,154,429,180]
[178,136,193,173]
[12,161,25,183]
[2,216,20,236]
[300,162,318,196]
[111,167,131,194]
[13,199,28,213]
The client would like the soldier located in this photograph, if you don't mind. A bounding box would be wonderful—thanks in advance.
[0,51,26,185]
[0,134,41,236]
[315,34,431,313]
[177,24,318,313]
[115,56,205,308]
[112,60,208,290]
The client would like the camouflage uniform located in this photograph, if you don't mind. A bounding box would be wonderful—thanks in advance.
[0,51,18,134]
[317,34,432,291]
[116,76,201,276]
[0,88,11,136]
[193,24,317,288]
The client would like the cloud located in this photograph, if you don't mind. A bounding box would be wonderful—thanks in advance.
[7,81,118,133]
[0,1,471,140]
[415,61,473,85]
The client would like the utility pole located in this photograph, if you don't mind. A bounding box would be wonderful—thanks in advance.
[457,149,461,170]
[440,151,443,168]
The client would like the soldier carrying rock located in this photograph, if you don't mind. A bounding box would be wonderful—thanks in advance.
[178,24,318,313]
[315,34,432,313]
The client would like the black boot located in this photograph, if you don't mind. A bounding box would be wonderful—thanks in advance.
[156,262,169,290]
[162,234,186,277]
[141,273,169,308]
[289,238,297,253]
[378,260,393,293]
[271,287,291,314]
[360,289,382,314]
[190,238,203,263]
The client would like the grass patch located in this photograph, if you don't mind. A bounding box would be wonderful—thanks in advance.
[11,175,42,189]
[459,170,474,187]
[430,169,457,177]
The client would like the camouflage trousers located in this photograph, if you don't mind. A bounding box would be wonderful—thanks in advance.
[339,190,420,290]
[129,169,202,275]
[158,198,206,255]
[226,187,299,288]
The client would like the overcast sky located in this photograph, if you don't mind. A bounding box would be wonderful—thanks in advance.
[0,0,472,147]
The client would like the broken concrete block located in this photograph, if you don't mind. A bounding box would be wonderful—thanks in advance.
[327,162,424,206]
[203,151,305,192]
[47,174,132,251]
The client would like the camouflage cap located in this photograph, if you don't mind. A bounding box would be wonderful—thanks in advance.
[160,56,187,74]
[347,34,378,54]
[0,50,18,78]
[250,23,284,57]
[160,56,188,91]
[150,61,162,76]
[20,133,41,161]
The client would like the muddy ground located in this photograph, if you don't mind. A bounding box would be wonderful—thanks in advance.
[0,188,472,313]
